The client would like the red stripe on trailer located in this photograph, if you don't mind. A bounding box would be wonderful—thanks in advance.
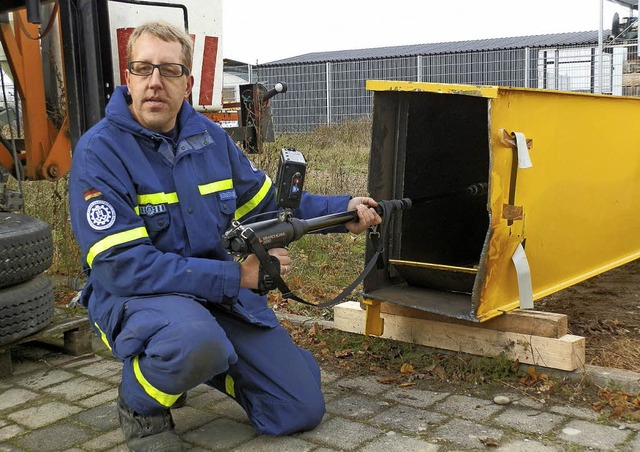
[198,36,219,105]
[116,28,134,85]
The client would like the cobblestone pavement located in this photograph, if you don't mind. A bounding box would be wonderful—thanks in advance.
[1,334,640,451]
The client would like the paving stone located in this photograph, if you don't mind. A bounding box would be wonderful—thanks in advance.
[359,431,439,452]
[626,431,640,451]
[0,424,24,441]
[232,434,317,451]
[493,407,565,435]
[557,419,632,450]
[384,387,449,409]
[173,406,219,432]
[41,376,112,401]
[5,358,48,376]
[76,387,118,408]
[432,394,504,421]
[432,418,504,450]
[11,421,93,451]
[322,382,342,402]
[326,394,387,419]
[187,388,230,411]
[17,369,75,390]
[71,403,119,431]
[335,376,391,395]
[182,418,257,450]
[512,396,547,410]
[80,429,125,451]
[298,417,383,451]
[369,404,447,435]
[54,355,103,370]
[0,388,40,411]
[106,374,122,385]
[0,442,27,451]
[549,403,599,420]
[75,359,122,379]
[190,383,212,396]
[496,439,561,451]
[321,369,341,384]
[209,397,250,423]
[7,401,83,428]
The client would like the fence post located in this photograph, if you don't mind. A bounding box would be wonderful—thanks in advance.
[326,62,332,125]
[417,55,423,82]
[524,47,530,88]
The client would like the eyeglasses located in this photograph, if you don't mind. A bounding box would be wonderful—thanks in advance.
[128,61,190,78]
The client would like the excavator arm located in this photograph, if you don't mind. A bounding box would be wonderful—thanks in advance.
[0,0,112,183]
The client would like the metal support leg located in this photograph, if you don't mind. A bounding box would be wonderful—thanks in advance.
[362,298,384,336]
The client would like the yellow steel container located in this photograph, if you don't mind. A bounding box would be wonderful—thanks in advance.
[363,80,640,323]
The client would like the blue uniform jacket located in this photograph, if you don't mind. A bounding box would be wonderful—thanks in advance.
[69,86,350,346]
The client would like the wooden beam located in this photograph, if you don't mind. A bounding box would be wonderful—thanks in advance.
[334,302,585,372]
[379,302,568,338]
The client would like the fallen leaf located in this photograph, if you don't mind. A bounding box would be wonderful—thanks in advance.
[400,363,415,374]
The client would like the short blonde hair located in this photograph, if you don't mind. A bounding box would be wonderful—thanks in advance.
[127,21,193,70]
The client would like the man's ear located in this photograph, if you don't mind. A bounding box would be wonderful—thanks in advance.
[185,74,195,98]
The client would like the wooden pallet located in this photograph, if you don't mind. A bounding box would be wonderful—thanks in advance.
[334,301,585,371]
[0,308,93,377]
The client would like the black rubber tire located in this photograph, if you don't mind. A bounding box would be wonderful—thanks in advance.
[0,213,53,288]
[0,274,54,346]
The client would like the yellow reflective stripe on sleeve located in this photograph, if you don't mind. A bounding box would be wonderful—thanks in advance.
[132,356,182,407]
[234,176,272,220]
[225,374,236,398]
[93,322,112,351]
[198,179,233,195]
[86,226,149,268]
[137,192,179,205]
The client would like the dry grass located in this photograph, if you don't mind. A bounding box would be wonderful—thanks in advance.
[16,177,82,277]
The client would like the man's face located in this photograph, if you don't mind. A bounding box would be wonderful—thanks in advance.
[125,33,194,133]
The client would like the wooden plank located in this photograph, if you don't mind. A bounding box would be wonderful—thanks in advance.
[335,302,585,372]
[0,309,92,376]
[379,302,568,338]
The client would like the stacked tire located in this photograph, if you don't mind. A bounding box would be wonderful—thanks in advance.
[0,213,54,347]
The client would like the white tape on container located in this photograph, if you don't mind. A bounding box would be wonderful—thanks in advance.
[513,132,533,169]
[511,242,534,309]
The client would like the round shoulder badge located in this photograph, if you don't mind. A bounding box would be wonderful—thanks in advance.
[87,200,117,231]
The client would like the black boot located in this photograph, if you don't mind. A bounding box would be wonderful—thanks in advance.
[117,390,184,451]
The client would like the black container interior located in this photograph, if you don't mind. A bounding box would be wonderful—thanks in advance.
[365,90,491,307]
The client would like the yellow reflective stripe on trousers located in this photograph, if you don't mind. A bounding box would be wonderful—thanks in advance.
[234,176,272,220]
[86,226,149,268]
[132,356,182,407]
[93,322,112,351]
[198,179,233,195]
[225,374,236,398]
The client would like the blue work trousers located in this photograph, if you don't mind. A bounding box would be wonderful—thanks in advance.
[110,294,325,435]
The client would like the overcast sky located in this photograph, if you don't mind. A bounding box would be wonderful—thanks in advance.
[222,0,635,64]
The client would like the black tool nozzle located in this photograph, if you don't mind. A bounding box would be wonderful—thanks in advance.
[261,82,288,102]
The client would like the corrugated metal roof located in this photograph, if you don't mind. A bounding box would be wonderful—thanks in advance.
[608,0,638,9]
[260,30,608,66]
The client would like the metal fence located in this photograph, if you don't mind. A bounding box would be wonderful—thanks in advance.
[254,41,640,133]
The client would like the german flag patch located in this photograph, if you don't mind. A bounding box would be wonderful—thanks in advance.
[83,188,102,201]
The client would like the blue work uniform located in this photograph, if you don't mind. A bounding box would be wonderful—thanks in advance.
[69,85,351,435]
